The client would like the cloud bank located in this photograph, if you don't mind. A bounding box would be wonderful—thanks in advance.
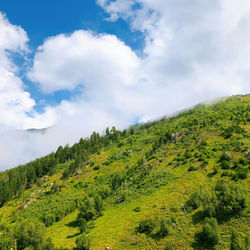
[0,0,250,170]
[0,12,34,131]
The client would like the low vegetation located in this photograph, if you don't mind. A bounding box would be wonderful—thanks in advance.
[0,94,249,249]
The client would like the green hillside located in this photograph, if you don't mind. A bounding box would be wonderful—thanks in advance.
[0,94,249,250]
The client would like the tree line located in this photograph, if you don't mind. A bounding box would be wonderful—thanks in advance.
[0,126,130,207]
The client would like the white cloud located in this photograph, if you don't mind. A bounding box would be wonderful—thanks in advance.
[0,12,51,132]
[0,105,125,170]
[1,1,250,170]
[97,0,135,21]
[0,12,28,51]
[97,0,250,97]
[28,30,141,93]
[0,12,56,170]
[28,0,250,128]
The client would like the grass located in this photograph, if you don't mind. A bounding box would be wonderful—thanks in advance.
[45,210,79,249]
[50,164,208,249]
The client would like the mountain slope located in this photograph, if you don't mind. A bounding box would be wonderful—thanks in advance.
[0,94,249,250]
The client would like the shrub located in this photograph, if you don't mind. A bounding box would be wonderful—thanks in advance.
[78,208,95,221]
[219,152,231,162]
[221,170,234,177]
[212,165,218,175]
[213,180,246,219]
[75,235,90,250]
[236,168,248,180]
[110,172,125,190]
[202,160,209,167]
[0,230,14,249]
[233,162,240,170]
[244,236,250,250]
[200,180,246,220]
[43,238,55,250]
[133,207,141,212]
[78,198,96,221]
[185,191,201,212]
[93,165,100,170]
[14,220,45,250]
[195,218,220,248]
[157,219,169,237]
[136,218,156,235]
[103,160,111,166]
[198,157,204,162]
[94,195,103,214]
[148,155,157,161]
[230,230,243,250]
[170,216,176,224]
[165,242,174,250]
[117,190,130,203]
[43,213,55,227]
[61,168,70,179]
[239,157,248,165]
[78,218,87,233]
[188,166,196,172]
[189,179,246,220]
[221,160,231,169]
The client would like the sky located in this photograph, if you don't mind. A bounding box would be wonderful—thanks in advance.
[0,0,250,170]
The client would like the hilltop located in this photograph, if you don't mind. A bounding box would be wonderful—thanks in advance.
[0,94,249,250]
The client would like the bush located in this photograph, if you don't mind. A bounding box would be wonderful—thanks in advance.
[117,190,130,203]
[14,220,45,250]
[198,180,247,220]
[148,155,157,161]
[230,230,243,250]
[212,165,218,175]
[78,218,87,233]
[136,218,156,235]
[103,160,111,166]
[236,168,248,180]
[78,198,96,221]
[93,165,100,170]
[239,157,248,165]
[0,230,14,249]
[221,160,231,169]
[221,170,234,177]
[133,207,141,212]
[244,236,250,250]
[219,152,230,162]
[157,219,169,237]
[75,235,90,250]
[165,242,174,250]
[213,180,246,219]
[94,195,103,214]
[110,172,125,190]
[188,166,196,172]
[188,179,246,221]
[43,238,55,250]
[185,191,201,212]
[195,218,220,248]
[61,168,70,179]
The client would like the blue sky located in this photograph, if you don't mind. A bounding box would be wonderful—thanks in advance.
[0,0,144,49]
[0,0,144,112]
[0,0,250,170]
